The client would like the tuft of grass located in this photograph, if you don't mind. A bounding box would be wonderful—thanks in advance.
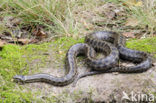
[1,0,156,38]
[105,0,156,37]
[0,0,103,37]
[128,0,156,36]
[117,0,156,37]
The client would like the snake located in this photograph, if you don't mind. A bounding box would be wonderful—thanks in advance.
[13,32,119,86]
[74,31,153,82]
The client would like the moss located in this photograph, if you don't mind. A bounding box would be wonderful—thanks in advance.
[126,37,156,58]
[1,90,34,103]
[0,43,50,103]
[53,37,84,50]
[50,37,84,63]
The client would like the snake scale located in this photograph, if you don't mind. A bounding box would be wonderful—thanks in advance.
[13,31,153,86]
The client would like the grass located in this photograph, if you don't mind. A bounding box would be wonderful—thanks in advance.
[104,0,156,37]
[0,0,156,37]
[127,0,156,36]
[0,0,103,37]
[126,37,156,57]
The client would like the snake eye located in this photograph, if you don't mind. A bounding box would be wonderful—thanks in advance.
[13,75,25,83]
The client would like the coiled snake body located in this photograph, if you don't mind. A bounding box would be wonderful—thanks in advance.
[76,31,153,80]
[13,31,153,86]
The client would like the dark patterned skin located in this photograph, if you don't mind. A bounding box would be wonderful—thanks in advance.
[85,34,119,70]
[91,31,153,73]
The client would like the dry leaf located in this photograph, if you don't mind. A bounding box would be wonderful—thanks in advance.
[0,40,6,47]
[122,32,135,38]
[125,18,138,27]
[67,33,71,37]
[29,39,39,44]
[11,18,22,26]
[18,39,31,45]
[33,29,47,40]
[124,0,143,7]
[83,20,93,30]
[134,1,142,6]
[113,72,119,75]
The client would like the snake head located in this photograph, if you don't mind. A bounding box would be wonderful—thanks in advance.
[13,75,25,84]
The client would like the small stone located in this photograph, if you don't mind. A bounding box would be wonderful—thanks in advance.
[113,72,119,75]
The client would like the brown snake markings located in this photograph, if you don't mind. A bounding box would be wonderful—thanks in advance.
[13,31,153,86]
